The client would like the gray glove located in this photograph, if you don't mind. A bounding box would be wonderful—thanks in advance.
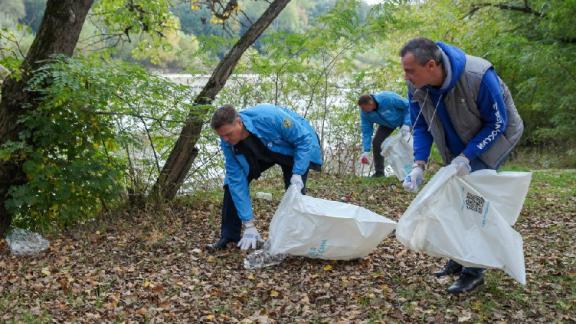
[451,155,471,176]
[237,221,263,250]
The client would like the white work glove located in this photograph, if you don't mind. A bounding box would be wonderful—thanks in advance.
[290,174,304,191]
[237,221,263,250]
[451,155,471,176]
[359,152,370,165]
[402,165,424,193]
[400,125,411,137]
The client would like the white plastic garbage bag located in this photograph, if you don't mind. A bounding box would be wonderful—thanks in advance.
[6,228,50,256]
[396,165,532,284]
[381,132,413,181]
[268,185,396,260]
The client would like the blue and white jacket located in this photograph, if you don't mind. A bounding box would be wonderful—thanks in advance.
[360,91,410,152]
[221,103,322,222]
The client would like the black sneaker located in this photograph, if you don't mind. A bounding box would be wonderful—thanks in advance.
[205,238,237,251]
[447,272,485,294]
[434,260,463,278]
[371,172,384,178]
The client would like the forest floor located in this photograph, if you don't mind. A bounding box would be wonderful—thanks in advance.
[1,167,575,322]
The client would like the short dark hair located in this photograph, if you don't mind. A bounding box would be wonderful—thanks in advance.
[210,104,238,129]
[357,94,373,106]
[399,37,442,65]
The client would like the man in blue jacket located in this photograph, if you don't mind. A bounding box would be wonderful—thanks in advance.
[207,104,322,251]
[358,92,411,177]
[400,37,524,294]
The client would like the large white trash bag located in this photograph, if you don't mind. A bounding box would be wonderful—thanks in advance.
[396,165,532,284]
[268,185,397,260]
[381,132,414,181]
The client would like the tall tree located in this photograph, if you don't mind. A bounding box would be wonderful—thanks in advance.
[153,0,292,200]
[0,0,94,237]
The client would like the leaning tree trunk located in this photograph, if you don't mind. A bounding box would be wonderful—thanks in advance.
[0,0,94,237]
[153,0,291,200]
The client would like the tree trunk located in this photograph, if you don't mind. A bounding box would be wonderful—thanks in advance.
[153,0,291,200]
[0,0,93,237]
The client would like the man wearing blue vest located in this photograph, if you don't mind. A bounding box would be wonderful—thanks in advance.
[358,92,411,177]
[400,37,524,294]
[207,104,322,251]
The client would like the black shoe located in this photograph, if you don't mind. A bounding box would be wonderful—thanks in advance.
[447,272,485,294]
[371,172,384,178]
[205,238,236,251]
[434,260,463,278]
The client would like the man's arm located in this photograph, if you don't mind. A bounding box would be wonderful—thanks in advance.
[402,97,411,126]
[410,92,434,162]
[221,142,253,222]
[277,113,315,175]
[360,112,374,152]
[461,69,508,160]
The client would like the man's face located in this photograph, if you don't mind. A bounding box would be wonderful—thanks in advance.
[359,101,377,113]
[215,117,244,145]
[401,52,437,89]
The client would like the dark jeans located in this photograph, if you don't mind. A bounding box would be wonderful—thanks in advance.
[220,162,309,242]
[451,157,499,277]
[372,125,394,174]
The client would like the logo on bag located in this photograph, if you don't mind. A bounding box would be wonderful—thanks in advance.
[465,192,485,214]
[307,240,327,258]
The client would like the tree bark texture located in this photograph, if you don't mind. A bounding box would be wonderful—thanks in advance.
[153,0,291,200]
[0,0,94,237]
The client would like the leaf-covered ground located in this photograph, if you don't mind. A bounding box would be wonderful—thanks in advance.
[1,169,575,322]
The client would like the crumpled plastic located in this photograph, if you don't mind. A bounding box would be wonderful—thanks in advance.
[5,228,50,256]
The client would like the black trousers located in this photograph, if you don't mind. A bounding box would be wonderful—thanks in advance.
[372,125,394,174]
[220,161,309,242]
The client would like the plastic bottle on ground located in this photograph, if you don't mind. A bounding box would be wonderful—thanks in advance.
[255,192,273,201]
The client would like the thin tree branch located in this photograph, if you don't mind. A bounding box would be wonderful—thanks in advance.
[467,1,545,18]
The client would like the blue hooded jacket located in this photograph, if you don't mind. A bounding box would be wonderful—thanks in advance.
[360,91,410,152]
[409,42,508,162]
[221,103,322,222]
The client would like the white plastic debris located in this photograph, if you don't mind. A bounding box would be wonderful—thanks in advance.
[255,192,273,201]
[5,228,50,256]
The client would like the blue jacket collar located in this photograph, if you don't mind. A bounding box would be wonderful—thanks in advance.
[239,112,257,137]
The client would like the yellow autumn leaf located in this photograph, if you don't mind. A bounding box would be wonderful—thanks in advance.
[206,314,215,320]
[323,264,333,271]
[143,279,151,288]
[41,267,51,276]
[270,290,279,297]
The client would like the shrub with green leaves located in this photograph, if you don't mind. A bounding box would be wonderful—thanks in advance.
[1,55,195,231]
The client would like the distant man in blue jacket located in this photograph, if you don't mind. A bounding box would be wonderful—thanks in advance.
[207,104,322,251]
[400,37,523,294]
[358,91,411,177]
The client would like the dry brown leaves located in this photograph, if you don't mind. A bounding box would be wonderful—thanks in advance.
[1,171,574,322]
